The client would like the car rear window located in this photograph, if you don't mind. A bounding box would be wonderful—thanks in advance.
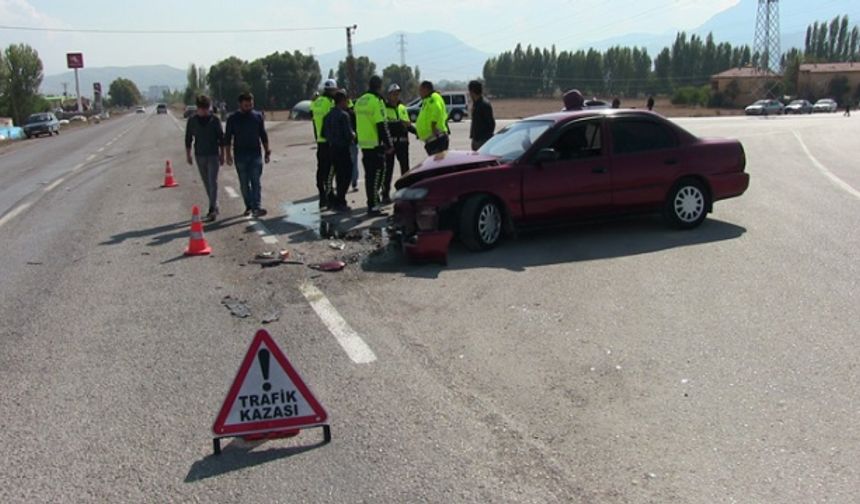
[610,118,678,155]
[451,95,466,105]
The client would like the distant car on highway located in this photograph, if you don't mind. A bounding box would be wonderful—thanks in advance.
[156,104,168,114]
[406,92,470,123]
[23,112,60,138]
[745,99,784,116]
[135,106,146,114]
[183,105,197,118]
[813,98,838,113]
[392,110,750,262]
[784,99,813,114]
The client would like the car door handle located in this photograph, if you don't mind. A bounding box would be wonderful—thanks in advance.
[664,158,678,166]
[592,166,607,174]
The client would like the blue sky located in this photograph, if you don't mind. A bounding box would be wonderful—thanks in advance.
[0,0,854,76]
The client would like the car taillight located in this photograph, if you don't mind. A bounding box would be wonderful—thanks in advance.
[416,206,438,231]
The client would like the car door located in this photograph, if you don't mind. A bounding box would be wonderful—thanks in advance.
[521,118,612,222]
[608,116,683,212]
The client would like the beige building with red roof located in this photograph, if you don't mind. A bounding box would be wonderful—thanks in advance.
[797,62,860,102]
[710,67,781,106]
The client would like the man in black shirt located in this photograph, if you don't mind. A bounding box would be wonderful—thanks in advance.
[322,91,355,213]
[469,80,495,151]
[185,95,224,222]
[225,92,271,218]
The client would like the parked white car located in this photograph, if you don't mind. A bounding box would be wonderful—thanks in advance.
[813,98,838,113]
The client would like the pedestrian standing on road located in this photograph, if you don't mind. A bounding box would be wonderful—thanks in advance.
[225,92,271,218]
[647,95,655,111]
[355,75,394,216]
[562,89,585,111]
[844,101,851,117]
[415,81,450,156]
[468,80,495,151]
[348,96,360,192]
[184,95,224,222]
[612,97,621,109]
[311,79,339,209]
[322,91,355,213]
[381,83,414,204]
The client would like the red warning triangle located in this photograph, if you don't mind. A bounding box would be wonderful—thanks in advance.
[212,329,328,436]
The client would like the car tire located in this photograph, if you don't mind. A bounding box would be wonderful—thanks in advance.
[451,110,463,122]
[459,195,504,251]
[665,179,710,230]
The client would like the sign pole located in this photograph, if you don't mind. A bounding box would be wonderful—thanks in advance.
[74,68,82,113]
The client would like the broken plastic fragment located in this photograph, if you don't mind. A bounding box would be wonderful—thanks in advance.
[308,260,346,272]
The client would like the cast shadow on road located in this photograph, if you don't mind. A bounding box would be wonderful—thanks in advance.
[364,215,747,279]
[99,215,249,248]
[265,196,389,245]
[184,437,326,483]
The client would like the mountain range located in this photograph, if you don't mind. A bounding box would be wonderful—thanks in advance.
[39,1,859,96]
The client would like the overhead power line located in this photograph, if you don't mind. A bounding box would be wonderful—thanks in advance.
[0,25,344,34]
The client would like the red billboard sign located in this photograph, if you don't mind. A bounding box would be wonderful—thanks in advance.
[66,53,84,69]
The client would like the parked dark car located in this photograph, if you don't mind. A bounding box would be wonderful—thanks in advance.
[23,112,60,138]
[156,104,168,114]
[392,110,749,263]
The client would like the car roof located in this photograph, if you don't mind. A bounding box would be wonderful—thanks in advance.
[524,109,665,123]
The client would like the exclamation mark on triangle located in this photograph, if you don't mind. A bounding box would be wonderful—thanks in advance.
[258,348,271,391]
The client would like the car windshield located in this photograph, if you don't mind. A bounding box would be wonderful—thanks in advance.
[789,100,804,105]
[27,114,49,123]
[477,120,553,163]
[753,100,769,106]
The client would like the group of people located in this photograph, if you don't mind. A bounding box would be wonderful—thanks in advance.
[183,77,497,221]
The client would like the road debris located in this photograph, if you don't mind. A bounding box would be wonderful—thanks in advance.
[329,241,346,250]
[308,260,346,272]
[261,310,281,324]
[222,295,251,318]
[251,249,302,268]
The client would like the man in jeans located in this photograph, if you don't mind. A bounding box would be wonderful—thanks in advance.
[184,95,224,222]
[225,92,271,218]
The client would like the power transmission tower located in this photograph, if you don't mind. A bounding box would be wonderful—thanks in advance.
[754,0,781,75]
[397,33,407,66]
[346,25,358,97]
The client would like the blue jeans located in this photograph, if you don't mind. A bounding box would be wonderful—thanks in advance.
[234,152,263,210]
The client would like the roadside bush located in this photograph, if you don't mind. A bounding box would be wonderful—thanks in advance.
[671,85,711,107]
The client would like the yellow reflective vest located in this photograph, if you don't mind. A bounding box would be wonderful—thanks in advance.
[311,95,334,143]
[354,91,390,150]
[415,92,449,141]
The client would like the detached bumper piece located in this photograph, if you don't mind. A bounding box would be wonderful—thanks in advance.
[402,230,453,265]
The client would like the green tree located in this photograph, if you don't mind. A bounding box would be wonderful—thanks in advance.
[208,57,248,110]
[108,78,142,107]
[381,64,419,101]
[261,50,320,108]
[337,56,376,96]
[1,43,44,126]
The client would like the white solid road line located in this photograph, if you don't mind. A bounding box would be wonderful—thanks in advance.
[252,220,280,245]
[794,131,860,201]
[224,186,240,199]
[299,282,378,364]
[86,154,96,162]
[0,202,33,229]
[43,177,66,193]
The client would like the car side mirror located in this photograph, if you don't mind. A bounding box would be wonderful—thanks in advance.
[535,148,560,163]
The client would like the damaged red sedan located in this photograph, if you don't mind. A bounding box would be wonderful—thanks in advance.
[392,110,749,264]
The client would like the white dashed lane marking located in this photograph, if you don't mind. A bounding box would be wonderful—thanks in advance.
[299,282,378,364]
[224,186,240,199]
[0,202,33,229]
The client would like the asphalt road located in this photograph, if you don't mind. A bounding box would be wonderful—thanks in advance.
[0,109,858,503]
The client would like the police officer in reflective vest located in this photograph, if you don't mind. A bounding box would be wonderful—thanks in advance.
[415,80,449,155]
[381,83,415,205]
[311,79,339,209]
[354,76,394,216]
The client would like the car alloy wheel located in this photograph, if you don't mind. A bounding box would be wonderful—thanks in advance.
[477,202,501,245]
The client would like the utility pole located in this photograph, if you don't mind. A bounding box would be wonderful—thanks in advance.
[753,0,781,98]
[397,33,407,67]
[62,82,69,98]
[346,25,358,97]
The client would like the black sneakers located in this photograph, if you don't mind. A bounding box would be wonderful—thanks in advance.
[252,208,268,218]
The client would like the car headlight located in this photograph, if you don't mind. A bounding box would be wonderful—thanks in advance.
[394,187,429,201]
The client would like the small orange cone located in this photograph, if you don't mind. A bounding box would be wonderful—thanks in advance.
[162,160,178,188]
[184,205,212,256]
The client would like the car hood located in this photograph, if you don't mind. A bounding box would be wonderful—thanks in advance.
[395,150,501,189]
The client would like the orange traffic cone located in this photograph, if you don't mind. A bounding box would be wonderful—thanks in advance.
[161,160,178,188]
[184,205,212,256]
